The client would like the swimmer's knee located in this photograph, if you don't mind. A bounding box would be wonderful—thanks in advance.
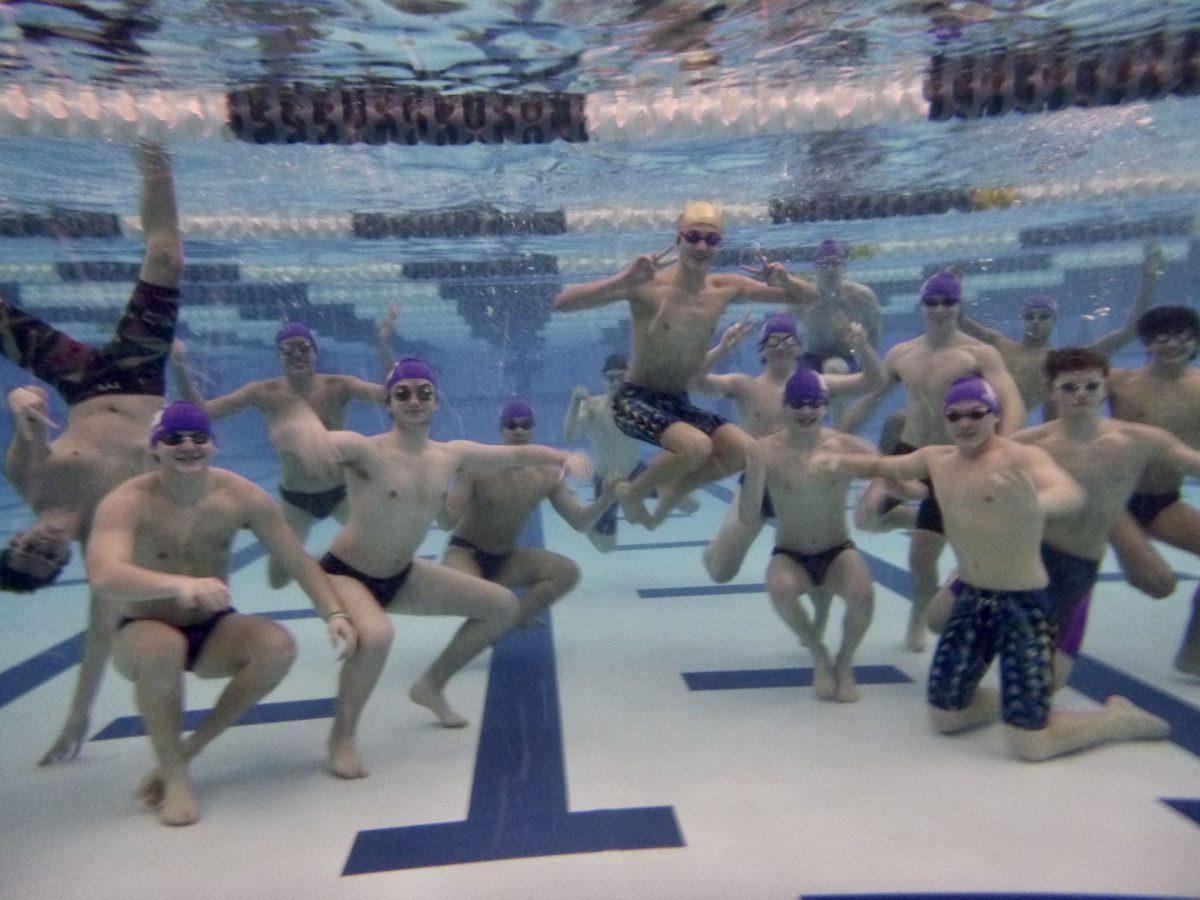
[257,624,298,668]
[927,705,966,735]
[1131,569,1176,599]
[1003,724,1054,762]
[355,617,395,655]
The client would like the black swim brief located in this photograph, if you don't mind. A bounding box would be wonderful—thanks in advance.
[879,440,941,532]
[1126,491,1181,528]
[447,535,512,581]
[611,382,727,448]
[280,484,347,520]
[320,552,411,607]
[1041,542,1100,657]
[771,540,855,587]
[117,608,237,672]
[1,281,180,406]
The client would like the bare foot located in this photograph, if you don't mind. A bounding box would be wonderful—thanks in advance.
[1104,696,1170,741]
[327,733,368,779]
[905,610,927,652]
[1173,640,1200,676]
[615,481,651,527]
[409,679,468,728]
[136,769,165,808]
[158,775,199,827]
[833,663,861,703]
[812,650,836,701]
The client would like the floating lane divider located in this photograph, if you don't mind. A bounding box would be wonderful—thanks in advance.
[1,25,1198,144]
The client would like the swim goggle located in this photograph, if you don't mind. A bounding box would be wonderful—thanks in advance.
[392,384,436,402]
[679,230,722,247]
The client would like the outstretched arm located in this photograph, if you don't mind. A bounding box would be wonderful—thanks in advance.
[975,345,1027,434]
[453,441,592,481]
[554,248,672,312]
[376,303,398,377]
[957,309,1009,348]
[836,370,897,435]
[39,590,118,765]
[824,321,885,398]
[689,315,755,391]
[135,141,184,291]
[1088,243,1162,358]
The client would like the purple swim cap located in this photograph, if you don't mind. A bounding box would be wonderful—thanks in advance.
[921,271,962,302]
[150,402,214,447]
[387,357,437,391]
[1022,294,1058,316]
[276,322,317,349]
[942,376,999,415]
[500,399,535,426]
[815,239,847,263]
[784,368,829,407]
[759,313,800,346]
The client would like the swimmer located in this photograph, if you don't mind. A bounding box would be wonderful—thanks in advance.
[1107,305,1200,675]
[740,369,880,702]
[173,322,386,588]
[0,144,184,764]
[437,398,617,689]
[817,375,1169,760]
[839,271,1026,650]
[957,243,1162,414]
[318,359,592,776]
[926,348,1195,688]
[86,403,356,826]
[554,200,819,528]
[793,239,882,375]
[693,312,886,586]
[564,353,697,552]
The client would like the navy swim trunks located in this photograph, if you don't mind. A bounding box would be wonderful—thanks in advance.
[611,382,727,448]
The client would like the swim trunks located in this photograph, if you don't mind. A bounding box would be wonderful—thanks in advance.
[280,484,347,520]
[319,552,411,607]
[771,540,855,586]
[447,535,512,581]
[593,460,647,536]
[738,471,776,519]
[1041,542,1100,657]
[611,382,727,448]
[0,281,180,405]
[117,608,236,672]
[1126,490,1181,528]
[927,581,1055,730]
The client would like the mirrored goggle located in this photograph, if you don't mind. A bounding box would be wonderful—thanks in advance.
[679,230,721,247]
[502,418,534,430]
[944,408,990,423]
[162,431,212,446]
[393,384,436,402]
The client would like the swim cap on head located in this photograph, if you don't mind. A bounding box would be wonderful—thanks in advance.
[150,401,214,447]
[500,398,535,426]
[602,353,628,374]
[784,368,829,407]
[920,271,962,302]
[1022,294,1058,315]
[759,313,800,346]
[276,322,317,349]
[678,200,724,231]
[387,357,437,391]
[942,375,999,415]
[815,239,847,263]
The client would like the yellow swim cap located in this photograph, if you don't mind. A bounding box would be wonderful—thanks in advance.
[678,200,724,232]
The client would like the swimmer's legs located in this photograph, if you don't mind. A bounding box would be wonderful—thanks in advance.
[616,421,713,526]
[401,561,520,728]
[1141,501,1200,675]
[907,529,945,652]
[928,689,1001,734]
[1109,511,1176,599]
[498,548,581,625]
[1003,698,1169,762]
[766,554,834,700]
[112,621,197,826]
[326,577,394,779]
[825,551,876,703]
[270,502,318,589]
[645,423,750,527]
[703,490,763,583]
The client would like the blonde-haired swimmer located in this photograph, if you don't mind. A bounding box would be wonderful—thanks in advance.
[554,199,820,528]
